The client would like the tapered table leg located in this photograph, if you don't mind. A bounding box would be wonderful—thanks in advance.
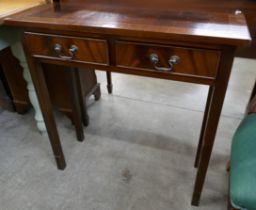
[24,55,66,170]
[106,71,112,94]
[191,47,236,206]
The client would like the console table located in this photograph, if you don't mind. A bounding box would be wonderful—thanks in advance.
[4,0,251,206]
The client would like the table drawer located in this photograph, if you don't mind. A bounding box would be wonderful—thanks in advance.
[116,41,220,78]
[24,33,109,65]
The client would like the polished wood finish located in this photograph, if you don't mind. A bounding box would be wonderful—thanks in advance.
[116,41,220,78]
[57,0,256,58]
[5,2,250,46]
[192,46,236,205]
[26,33,109,65]
[4,0,251,206]
[7,0,254,57]
[0,47,30,113]
[25,52,66,170]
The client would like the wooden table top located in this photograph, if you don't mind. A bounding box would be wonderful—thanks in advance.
[4,0,251,46]
[0,0,47,24]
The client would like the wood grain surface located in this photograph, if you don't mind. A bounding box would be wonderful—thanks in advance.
[116,41,220,78]
[4,1,251,46]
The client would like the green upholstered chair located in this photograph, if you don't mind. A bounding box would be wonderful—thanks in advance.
[229,93,256,210]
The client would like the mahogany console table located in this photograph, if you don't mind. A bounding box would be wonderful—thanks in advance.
[4,0,251,206]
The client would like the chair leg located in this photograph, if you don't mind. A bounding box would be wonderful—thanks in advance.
[65,68,84,141]
[228,199,240,210]
[106,71,113,94]
[228,199,232,210]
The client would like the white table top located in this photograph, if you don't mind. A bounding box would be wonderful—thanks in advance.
[0,0,47,24]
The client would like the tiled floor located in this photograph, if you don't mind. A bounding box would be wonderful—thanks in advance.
[0,57,255,210]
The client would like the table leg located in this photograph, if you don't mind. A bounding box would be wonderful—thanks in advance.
[1,27,47,135]
[10,42,47,135]
[106,71,113,94]
[25,56,66,170]
[191,47,236,206]
[65,68,84,141]
[194,85,214,168]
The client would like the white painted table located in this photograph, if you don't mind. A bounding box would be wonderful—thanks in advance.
[0,1,48,134]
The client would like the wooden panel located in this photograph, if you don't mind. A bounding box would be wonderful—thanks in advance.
[116,41,220,78]
[43,64,98,113]
[5,1,250,47]
[2,0,255,57]
[0,47,30,113]
[24,33,109,65]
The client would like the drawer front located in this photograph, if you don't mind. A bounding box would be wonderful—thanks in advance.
[25,33,109,65]
[116,41,220,78]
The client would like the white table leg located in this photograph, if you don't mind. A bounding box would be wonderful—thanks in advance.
[0,27,46,135]
[10,42,47,135]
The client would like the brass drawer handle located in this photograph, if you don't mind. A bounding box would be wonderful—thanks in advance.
[150,53,180,72]
[53,44,78,60]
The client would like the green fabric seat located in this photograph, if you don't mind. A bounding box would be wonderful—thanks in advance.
[230,113,256,210]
